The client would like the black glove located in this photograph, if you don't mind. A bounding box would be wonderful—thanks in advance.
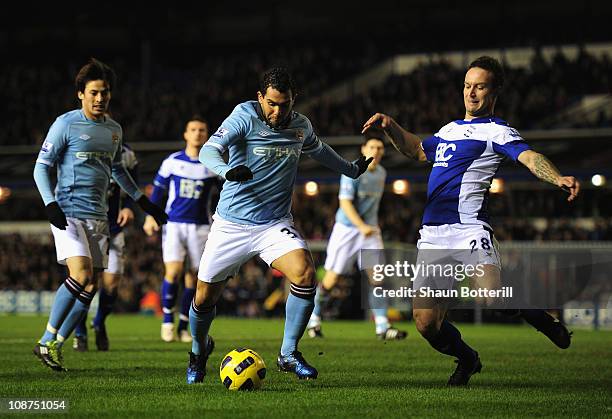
[45,202,68,230]
[137,196,168,226]
[353,155,374,177]
[225,165,253,182]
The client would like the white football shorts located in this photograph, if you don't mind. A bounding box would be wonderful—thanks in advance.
[413,223,501,291]
[51,217,110,269]
[324,222,384,275]
[162,221,211,269]
[197,214,308,283]
[105,231,126,275]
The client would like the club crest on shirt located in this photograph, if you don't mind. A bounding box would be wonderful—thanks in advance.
[112,133,120,144]
[295,129,304,141]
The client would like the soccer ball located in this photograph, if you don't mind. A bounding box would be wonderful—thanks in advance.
[219,348,266,391]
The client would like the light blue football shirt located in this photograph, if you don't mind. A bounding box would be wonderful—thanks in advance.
[335,165,386,227]
[35,109,142,219]
[202,101,325,225]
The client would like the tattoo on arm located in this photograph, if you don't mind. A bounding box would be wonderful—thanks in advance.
[532,153,561,185]
[386,126,420,159]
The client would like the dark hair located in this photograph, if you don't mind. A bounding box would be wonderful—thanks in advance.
[259,67,296,96]
[467,56,505,91]
[185,115,208,130]
[362,127,386,145]
[75,58,116,93]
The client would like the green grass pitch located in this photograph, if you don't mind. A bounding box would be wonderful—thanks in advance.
[1,315,610,418]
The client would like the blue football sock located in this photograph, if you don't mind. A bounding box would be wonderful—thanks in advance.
[281,284,316,356]
[178,287,195,332]
[75,313,88,338]
[369,284,389,333]
[57,290,95,347]
[189,300,215,356]
[93,287,117,328]
[427,320,476,361]
[161,278,178,324]
[40,278,83,344]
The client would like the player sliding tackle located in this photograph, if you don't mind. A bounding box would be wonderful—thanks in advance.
[363,56,579,386]
[186,67,372,383]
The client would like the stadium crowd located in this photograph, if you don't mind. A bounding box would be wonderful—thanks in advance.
[2,47,610,146]
[1,43,381,146]
[309,47,612,135]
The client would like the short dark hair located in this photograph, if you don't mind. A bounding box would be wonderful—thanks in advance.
[75,58,116,93]
[362,127,386,145]
[468,56,505,91]
[259,67,296,96]
[185,115,208,130]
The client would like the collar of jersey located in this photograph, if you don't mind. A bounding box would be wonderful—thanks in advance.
[454,116,507,125]
[79,109,107,124]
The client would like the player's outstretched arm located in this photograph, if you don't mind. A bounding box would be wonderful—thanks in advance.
[362,113,427,161]
[308,142,372,179]
[518,150,580,202]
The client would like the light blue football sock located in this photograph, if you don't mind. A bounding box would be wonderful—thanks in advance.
[57,290,95,347]
[189,301,215,356]
[40,278,83,344]
[369,284,389,333]
[281,284,316,356]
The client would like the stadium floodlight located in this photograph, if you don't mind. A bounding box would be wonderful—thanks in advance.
[304,181,319,196]
[490,178,504,194]
[392,179,410,195]
[591,174,606,187]
[0,186,11,203]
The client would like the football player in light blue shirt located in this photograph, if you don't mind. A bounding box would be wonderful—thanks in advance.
[307,130,408,341]
[186,67,372,383]
[363,56,579,386]
[32,58,167,372]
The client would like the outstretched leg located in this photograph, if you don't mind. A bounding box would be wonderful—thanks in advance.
[414,303,481,386]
